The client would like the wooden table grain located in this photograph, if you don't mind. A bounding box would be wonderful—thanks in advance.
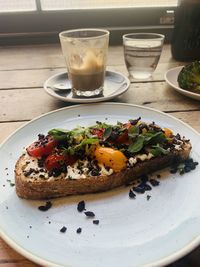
[0,43,200,266]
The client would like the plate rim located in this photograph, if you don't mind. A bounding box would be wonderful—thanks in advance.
[43,70,130,103]
[165,66,200,100]
[1,102,200,267]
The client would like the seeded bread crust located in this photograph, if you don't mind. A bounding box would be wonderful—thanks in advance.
[15,142,192,199]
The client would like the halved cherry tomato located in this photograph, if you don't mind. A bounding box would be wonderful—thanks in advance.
[26,135,57,158]
[123,122,132,129]
[163,128,173,138]
[116,122,132,144]
[94,146,127,172]
[117,131,129,144]
[91,128,105,139]
[44,153,77,171]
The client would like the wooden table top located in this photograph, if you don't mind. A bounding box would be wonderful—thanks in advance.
[0,43,200,266]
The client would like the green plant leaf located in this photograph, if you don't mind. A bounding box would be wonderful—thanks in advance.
[103,126,112,140]
[48,128,70,140]
[128,125,140,139]
[150,145,169,157]
[128,135,145,153]
[143,131,166,145]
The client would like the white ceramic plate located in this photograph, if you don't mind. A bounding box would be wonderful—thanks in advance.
[1,103,200,267]
[165,66,200,101]
[44,71,130,103]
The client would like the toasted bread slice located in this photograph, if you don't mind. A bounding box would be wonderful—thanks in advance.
[15,142,191,200]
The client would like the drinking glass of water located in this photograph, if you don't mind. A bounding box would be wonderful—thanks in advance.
[123,33,165,80]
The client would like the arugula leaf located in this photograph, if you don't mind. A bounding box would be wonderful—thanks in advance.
[48,128,70,140]
[63,138,99,155]
[143,131,166,145]
[79,138,99,146]
[94,122,111,129]
[150,145,169,157]
[103,126,112,140]
[128,125,139,139]
[128,135,145,153]
[70,127,86,136]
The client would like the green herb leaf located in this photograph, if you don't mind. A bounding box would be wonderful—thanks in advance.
[63,138,99,155]
[150,145,169,157]
[48,128,70,141]
[128,135,145,153]
[70,127,86,136]
[103,127,112,140]
[128,125,140,139]
[80,138,99,146]
[143,131,166,145]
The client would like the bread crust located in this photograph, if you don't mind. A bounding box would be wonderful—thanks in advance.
[15,142,192,200]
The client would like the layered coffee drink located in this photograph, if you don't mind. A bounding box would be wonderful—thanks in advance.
[69,50,105,96]
[59,29,109,97]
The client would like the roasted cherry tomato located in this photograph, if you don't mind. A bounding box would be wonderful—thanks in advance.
[116,122,132,144]
[117,131,129,144]
[26,135,57,158]
[91,128,105,139]
[163,127,173,138]
[44,153,77,171]
[94,146,127,172]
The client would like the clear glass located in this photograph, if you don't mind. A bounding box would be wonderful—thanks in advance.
[59,28,109,97]
[123,33,165,80]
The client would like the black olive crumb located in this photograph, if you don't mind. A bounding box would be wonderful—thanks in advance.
[129,189,136,199]
[77,200,86,212]
[93,220,99,225]
[147,195,151,201]
[149,179,160,187]
[76,227,82,234]
[60,226,67,233]
[29,226,32,229]
[27,235,29,238]
[84,211,95,217]
[170,169,177,174]
[38,201,52,211]
[48,221,51,224]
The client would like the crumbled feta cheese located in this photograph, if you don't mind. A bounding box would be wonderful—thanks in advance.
[174,144,182,151]
[137,153,154,161]
[98,163,113,176]
[66,165,86,179]
[128,153,154,166]
[129,157,137,166]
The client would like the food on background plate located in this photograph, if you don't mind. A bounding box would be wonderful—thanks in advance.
[178,61,200,93]
[15,118,192,199]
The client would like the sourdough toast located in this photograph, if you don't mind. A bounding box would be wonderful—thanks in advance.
[15,119,192,199]
[15,143,191,199]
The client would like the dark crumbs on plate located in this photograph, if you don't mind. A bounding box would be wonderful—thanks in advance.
[170,158,198,175]
[38,201,52,211]
[76,227,82,234]
[129,189,136,199]
[149,179,160,187]
[77,200,86,212]
[147,195,151,201]
[133,182,152,194]
[84,211,95,217]
[93,220,99,225]
[60,226,67,233]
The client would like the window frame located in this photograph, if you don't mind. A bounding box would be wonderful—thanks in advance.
[0,5,176,45]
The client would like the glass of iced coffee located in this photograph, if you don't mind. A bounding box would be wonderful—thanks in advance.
[59,28,109,97]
